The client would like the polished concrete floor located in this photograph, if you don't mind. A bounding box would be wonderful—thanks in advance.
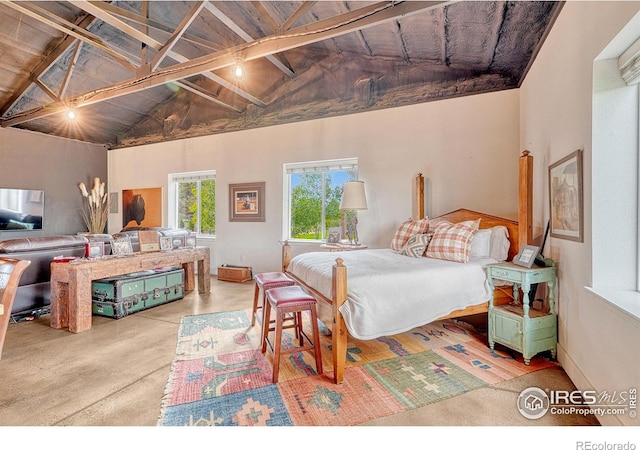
[0,276,600,428]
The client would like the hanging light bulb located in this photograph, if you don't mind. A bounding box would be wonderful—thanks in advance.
[66,108,77,120]
[232,58,246,80]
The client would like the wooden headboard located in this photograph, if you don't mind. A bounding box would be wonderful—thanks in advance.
[414,150,533,262]
[429,209,520,261]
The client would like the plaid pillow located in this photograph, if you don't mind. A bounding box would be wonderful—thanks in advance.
[400,232,433,257]
[390,218,430,251]
[425,219,480,263]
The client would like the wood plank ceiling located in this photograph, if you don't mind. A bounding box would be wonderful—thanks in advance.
[0,1,563,149]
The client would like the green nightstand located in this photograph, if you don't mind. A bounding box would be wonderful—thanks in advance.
[486,262,557,365]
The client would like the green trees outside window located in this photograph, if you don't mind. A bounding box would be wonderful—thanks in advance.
[177,179,216,235]
[290,170,356,240]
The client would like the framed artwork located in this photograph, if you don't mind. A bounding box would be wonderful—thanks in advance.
[159,236,172,251]
[513,245,540,268]
[138,230,159,252]
[122,187,162,228]
[110,235,134,256]
[327,227,341,244]
[185,236,197,248]
[172,236,185,249]
[549,150,584,242]
[229,182,265,222]
[85,241,104,259]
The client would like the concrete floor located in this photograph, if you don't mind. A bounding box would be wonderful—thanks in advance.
[0,276,600,429]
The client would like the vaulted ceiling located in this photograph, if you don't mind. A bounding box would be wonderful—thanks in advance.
[0,1,563,149]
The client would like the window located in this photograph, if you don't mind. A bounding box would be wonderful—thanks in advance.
[590,20,640,319]
[283,158,358,241]
[169,171,216,236]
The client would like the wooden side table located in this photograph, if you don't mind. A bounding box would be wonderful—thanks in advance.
[486,261,557,365]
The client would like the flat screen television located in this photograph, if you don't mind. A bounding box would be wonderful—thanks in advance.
[0,187,44,231]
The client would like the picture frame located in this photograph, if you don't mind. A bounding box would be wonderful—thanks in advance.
[229,182,265,222]
[513,245,540,268]
[327,227,341,244]
[138,230,160,252]
[159,236,173,251]
[172,236,185,249]
[110,235,134,256]
[85,241,104,259]
[549,149,584,242]
[185,236,197,248]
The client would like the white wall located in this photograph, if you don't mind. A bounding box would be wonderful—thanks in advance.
[108,89,520,274]
[520,1,640,426]
[0,127,107,237]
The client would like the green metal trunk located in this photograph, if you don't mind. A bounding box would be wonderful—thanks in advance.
[92,267,185,319]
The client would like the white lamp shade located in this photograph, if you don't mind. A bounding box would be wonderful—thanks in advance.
[340,181,368,210]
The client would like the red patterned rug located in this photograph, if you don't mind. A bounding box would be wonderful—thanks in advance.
[158,309,556,426]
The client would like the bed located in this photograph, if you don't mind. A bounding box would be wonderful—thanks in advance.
[282,151,534,383]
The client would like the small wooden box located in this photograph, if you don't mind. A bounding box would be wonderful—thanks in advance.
[217,265,252,283]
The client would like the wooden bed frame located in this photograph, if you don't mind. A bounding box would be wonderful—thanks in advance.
[282,151,533,383]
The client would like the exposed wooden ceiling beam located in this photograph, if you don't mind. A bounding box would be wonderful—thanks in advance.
[248,1,296,75]
[3,1,138,72]
[175,80,243,113]
[281,1,317,32]
[90,1,224,52]
[150,1,206,71]
[203,1,294,77]
[250,2,281,33]
[73,0,266,106]
[71,0,163,51]
[1,1,448,127]
[58,41,83,99]
[0,10,96,116]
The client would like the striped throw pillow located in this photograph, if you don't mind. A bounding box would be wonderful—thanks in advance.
[425,219,480,263]
[400,232,433,257]
[390,218,430,251]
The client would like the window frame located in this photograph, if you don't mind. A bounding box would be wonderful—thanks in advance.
[282,158,358,243]
[168,170,216,238]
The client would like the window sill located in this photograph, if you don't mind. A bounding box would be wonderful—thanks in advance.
[584,286,640,321]
[195,234,216,241]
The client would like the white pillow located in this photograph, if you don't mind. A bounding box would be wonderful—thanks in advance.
[489,226,510,261]
[470,229,492,258]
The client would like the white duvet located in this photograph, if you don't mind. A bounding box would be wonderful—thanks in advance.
[288,248,497,340]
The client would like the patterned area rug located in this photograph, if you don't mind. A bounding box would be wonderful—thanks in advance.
[158,309,556,426]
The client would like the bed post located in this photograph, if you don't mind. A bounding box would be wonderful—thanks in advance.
[518,150,533,247]
[415,173,425,219]
[331,258,348,384]
[282,241,291,272]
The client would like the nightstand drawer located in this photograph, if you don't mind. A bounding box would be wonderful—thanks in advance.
[488,267,524,283]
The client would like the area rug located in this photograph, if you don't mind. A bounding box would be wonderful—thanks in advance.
[158,309,556,426]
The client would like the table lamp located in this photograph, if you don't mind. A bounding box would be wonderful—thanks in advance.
[340,181,368,245]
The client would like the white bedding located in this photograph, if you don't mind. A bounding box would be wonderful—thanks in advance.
[288,248,498,340]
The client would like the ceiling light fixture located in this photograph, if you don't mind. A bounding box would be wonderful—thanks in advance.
[232,58,246,80]
[65,108,77,120]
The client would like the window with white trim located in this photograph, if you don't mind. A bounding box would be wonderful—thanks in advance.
[591,22,640,318]
[169,170,216,236]
[283,158,358,241]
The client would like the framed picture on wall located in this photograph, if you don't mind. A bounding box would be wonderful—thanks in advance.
[229,182,265,222]
[549,149,584,242]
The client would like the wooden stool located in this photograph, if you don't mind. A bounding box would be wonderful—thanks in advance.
[261,285,323,383]
[252,272,295,327]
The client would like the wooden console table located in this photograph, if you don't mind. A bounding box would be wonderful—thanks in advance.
[50,246,210,333]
